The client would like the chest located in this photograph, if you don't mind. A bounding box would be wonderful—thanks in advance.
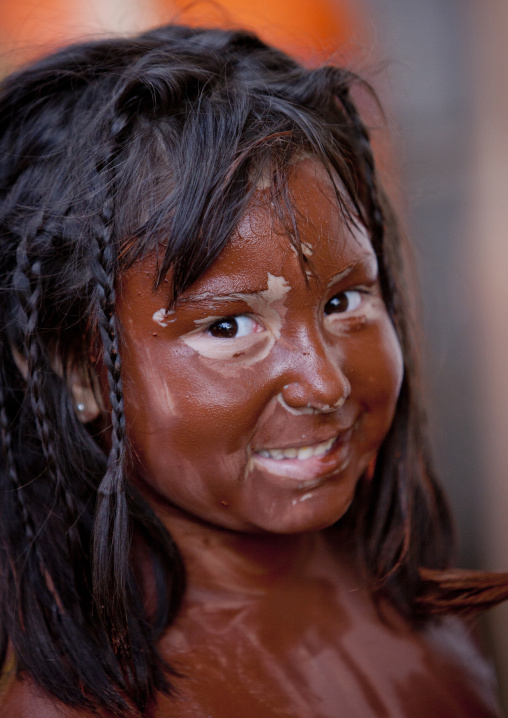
[155,581,500,718]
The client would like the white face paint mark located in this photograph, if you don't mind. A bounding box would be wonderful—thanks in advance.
[180,273,291,366]
[161,378,176,414]
[231,273,290,341]
[291,492,314,505]
[324,295,385,337]
[254,163,272,190]
[277,392,346,416]
[152,308,176,327]
[135,344,179,417]
[301,241,313,258]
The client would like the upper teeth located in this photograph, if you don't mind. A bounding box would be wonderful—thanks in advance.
[256,436,336,461]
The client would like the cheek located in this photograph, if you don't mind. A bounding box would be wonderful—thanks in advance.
[121,340,271,481]
[348,318,404,418]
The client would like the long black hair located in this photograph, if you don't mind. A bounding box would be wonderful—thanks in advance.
[0,23,507,716]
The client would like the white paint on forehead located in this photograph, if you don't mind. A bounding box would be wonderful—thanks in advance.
[253,151,313,192]
[232,272,290,314]
[255,163,272,190]
[152,308,176,327]
[301,241,313,258]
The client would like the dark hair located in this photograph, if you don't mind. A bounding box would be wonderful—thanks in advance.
[0,23,507,716]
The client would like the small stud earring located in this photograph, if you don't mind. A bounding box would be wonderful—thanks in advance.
[76,403,85,412]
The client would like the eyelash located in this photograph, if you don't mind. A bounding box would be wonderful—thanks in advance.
[207,315,262,339]
[323,288,369,316]
[203,288,370,340]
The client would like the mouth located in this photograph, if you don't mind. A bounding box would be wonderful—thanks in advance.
[256,435,337,461]
[251,429,353,486]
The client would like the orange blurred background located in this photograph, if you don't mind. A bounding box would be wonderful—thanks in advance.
[1,0,508,712]
[0,0,363,68]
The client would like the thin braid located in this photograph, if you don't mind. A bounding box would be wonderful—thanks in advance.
[10,226,49,563]
[0,351,39,557]
[91,138,131,662]
[14,226,82,559]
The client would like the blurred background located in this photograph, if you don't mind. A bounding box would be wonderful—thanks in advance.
[1,0,507,710]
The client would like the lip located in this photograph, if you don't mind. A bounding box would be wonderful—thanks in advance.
[253,427,353,453]
[251,428,353,487]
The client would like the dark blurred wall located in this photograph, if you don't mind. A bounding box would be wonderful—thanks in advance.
[361,0,508,708]
[362,0,480,564]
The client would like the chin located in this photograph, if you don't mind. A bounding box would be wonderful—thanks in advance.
[247,484,357,535]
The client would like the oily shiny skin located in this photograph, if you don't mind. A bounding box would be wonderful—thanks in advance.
[157,526,500,718]
[1,160,500,717]
[0,528,500,718]
[117,159,404,535]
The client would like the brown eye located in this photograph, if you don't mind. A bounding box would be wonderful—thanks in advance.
[324,290,362,315]
[207,315,262,339]
[209,317,239,338]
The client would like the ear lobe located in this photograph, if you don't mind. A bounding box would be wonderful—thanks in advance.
[70,370,102,423]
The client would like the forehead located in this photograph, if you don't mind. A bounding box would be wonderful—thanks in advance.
[119,158,376,301]
[179,158,376,298]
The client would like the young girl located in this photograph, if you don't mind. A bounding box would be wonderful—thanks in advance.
[0,23,507,718]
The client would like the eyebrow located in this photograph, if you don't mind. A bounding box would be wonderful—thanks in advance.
[176,258,376,307]
[176,290,263,308]
[326,259,378,288]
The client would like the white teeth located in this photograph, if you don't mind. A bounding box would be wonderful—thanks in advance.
[297,447,314,460]
[257,436,336,461]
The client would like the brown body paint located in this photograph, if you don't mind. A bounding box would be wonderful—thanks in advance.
[1,160,499,716]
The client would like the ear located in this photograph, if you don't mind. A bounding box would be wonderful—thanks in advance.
[11,344,103,423]
[69,369,102,423]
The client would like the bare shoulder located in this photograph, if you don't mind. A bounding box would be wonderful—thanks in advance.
[420,615,500,707]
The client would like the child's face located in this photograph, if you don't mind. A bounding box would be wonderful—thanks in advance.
[116,159,403,534]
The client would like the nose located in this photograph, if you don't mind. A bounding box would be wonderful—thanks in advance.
[279,333,351,414]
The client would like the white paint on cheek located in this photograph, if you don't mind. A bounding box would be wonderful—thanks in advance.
[136,344,179,417]
[324,296,385,337]
[152,308,176,327]
[161,378,177,414]
[244,447,255,481]
[180,273,291,369]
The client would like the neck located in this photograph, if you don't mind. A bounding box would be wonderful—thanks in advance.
[153,502,326,596]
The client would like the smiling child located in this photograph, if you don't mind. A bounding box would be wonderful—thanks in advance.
[0,23,507,718]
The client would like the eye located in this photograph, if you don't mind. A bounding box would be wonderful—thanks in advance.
[324,290,362,315]
[208,315,260,339]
